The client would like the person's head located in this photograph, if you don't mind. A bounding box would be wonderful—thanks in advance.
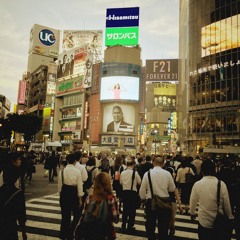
[9,152,22,168]
[112,106,123,123]
[201,159,216,176]
[138,157,144,164]
[86,156,96,166]
[145,155,152,162]
[66,153,76,165]
[153,156,164,167]
[63,54,67,63]
[126,159,135,168]
[114,155,123,168]
[93,172,112,201]
[74,151,82,161]
[114,83,120,89]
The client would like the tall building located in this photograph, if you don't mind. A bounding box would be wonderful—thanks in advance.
[179,0,240,155]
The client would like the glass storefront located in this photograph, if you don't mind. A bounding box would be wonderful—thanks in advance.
[179,0,240,155]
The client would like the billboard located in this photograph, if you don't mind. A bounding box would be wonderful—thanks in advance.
[102,103,135,133]
[62,30,103,55]
[105,27,139,46]
[153,82,176,112]
[201,14,240,57]
[28,24,60,58]
[57,45,93,88]
[89,93,101,143]
[105,7,139,46]
[145,59,178,81]
[100,76,139,101]
[18,81,27,104]
[106,7,139,28]
[62,107,82,119]
[56,76,84,96]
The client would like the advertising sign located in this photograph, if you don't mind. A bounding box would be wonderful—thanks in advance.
[62,30,103,54]
[47,81,56,95]
[62,107,82,119]
[105,7,139,47]
[89,93,101,143]
[18,81,27,104]
[106,7,139,28]
[101,135,135,146]
[201,14,240,57]
[29,24,60,58]
[153,82,177,112]
[91,63,101,94]
[100,76,139,101]
[105,27,139,46]
[56,76,84,96]
[102,103,135,133]
[145,59,178,81]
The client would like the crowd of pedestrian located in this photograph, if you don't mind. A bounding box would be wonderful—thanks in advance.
[0,148,239,240]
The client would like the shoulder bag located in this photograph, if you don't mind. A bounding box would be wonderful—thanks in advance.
[148,171,172,211]
[213,180,233,240]
[185,167,195,184]
[131,170,141,209]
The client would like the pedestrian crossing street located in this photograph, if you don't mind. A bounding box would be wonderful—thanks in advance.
[19,193,236,240]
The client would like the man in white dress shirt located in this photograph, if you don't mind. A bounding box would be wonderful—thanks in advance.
[58,153,84,240]
[139,156,175,240]
[189,159,232,240]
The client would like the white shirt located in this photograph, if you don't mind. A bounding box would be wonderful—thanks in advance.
[120,168,141,192]
[190,176,232,228]
[139,166,176,199]
[75,161,88,182]
[58,164,83,197]
[114,122,120,132]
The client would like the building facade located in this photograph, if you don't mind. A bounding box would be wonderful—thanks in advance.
[179,0,240,155]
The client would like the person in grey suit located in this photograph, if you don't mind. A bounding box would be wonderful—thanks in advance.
[107,106,133,132]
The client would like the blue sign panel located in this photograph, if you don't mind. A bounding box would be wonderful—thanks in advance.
[39,29,56,46]
[106,7,139,28]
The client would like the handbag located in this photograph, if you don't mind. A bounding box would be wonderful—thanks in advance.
[131,170,141,209]
[185,167,195,184]
[148,171,172,211]
[213,180,233,240]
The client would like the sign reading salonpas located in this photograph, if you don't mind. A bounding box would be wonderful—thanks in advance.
[28,24,60,58]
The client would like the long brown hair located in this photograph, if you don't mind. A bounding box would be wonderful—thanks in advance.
[93,172,112,202]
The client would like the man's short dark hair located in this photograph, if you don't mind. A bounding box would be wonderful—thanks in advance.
[67,153,76,164]
[145,155,151,162]
[201,159,216,176]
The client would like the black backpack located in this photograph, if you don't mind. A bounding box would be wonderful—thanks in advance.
[83,167,96,192]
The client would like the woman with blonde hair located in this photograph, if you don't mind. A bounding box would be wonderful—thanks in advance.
[75,172,119,240]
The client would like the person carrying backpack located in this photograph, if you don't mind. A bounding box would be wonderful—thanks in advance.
[74,172,119,240]
[84,156,99,196]
[99,156,110,173]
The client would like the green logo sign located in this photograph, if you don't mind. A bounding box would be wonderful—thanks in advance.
[105,27,139,46]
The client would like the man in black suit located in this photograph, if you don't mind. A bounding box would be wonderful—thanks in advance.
[107,106,133,132]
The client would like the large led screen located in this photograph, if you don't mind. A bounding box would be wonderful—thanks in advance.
[100,76,139,101]
[202,14,240,57]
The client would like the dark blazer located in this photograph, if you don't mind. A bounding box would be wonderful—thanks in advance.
[107,121,132,132]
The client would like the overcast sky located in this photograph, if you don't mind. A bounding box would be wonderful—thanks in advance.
[0,0,179,110]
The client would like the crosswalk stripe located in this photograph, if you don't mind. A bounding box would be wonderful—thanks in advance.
[21,194,236,240]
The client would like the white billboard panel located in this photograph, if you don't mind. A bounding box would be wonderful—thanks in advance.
[29,24,60,58]
[62,30,103,55]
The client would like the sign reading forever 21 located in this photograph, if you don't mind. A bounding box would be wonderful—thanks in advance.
[145,59,178,81]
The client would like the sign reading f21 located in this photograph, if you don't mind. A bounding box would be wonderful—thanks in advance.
[106,7,139,28]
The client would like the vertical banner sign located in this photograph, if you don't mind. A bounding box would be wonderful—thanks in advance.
[105,7,140,46]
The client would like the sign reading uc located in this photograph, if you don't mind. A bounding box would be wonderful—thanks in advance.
[39,29,56,46]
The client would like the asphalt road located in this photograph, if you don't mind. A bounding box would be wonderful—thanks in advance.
[24,163,60,201]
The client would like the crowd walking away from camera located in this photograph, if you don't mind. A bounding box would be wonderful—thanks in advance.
[0,148,239,240]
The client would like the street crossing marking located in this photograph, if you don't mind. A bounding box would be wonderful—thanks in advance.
[19,193,236,240]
